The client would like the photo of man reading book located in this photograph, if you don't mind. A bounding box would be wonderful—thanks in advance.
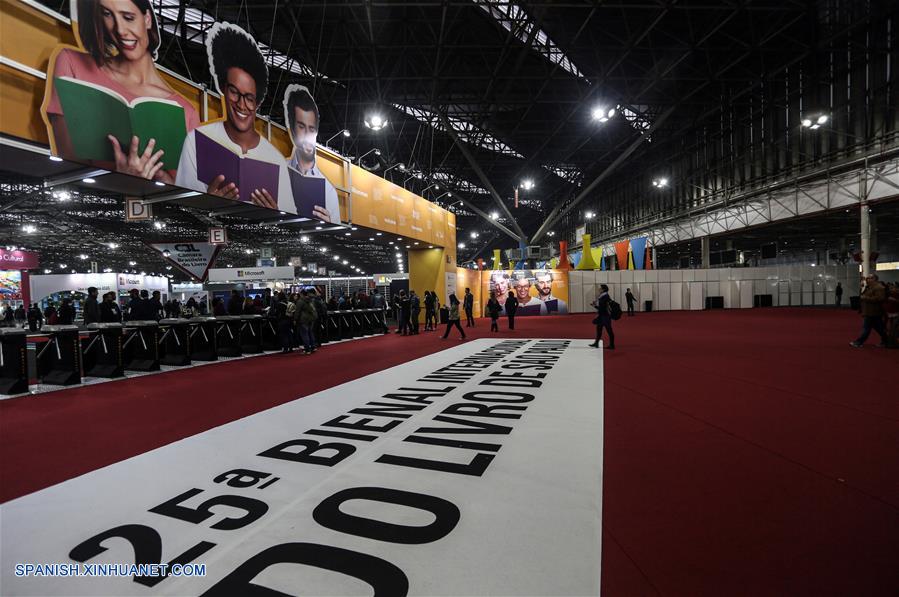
[175,22,290,212]
[534,270,568,314]
[283,84,341,223]
[43,0,200,183]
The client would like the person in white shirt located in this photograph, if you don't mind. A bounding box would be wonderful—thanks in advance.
[175,23,290,212]
[283,84,341,223]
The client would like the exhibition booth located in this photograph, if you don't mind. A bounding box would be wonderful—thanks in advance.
[28,272,169,311]
[0,248,39,310]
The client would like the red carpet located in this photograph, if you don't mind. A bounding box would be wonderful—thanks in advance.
[2,309,898,595]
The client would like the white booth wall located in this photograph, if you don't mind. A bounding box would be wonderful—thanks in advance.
[568,264,861,312]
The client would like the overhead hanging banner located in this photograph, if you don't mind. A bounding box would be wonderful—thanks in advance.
[148,242,221,282]
[207,266,295,282]
[0,339,602,596]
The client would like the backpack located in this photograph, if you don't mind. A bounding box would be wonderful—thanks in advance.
[609,300,622,320]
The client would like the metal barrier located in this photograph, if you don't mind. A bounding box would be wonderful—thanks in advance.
[188,317,217,361]
[260,317,280,351]
[31,324,81,385]
[239,315,264,354]
[82,323,124,378]
[0,328,28,394]
[215,316,242,357]
[159,318,191,366]
[122,320,160,371]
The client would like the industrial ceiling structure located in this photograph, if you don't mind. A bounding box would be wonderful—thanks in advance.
[2,0,897,276]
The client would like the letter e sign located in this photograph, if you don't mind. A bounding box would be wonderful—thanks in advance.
[209,227,228,245]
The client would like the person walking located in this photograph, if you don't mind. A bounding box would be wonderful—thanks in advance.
[274,292,294,353]
[463,288,475,327]
[83,286,100,325]
[625,288,636,317]
[850,274,887,348]
[26,303,43,332]
[410,290,421,335]
[441,294,466,340]
[14,304,26,328]
[58,298,75,325]
[504,290,519,331]
[487,295,502,332]
[835,282,843,308]
[296,291,318,354]
[423,291,435,331]
[397,290,411,335]
[589,284,616,350]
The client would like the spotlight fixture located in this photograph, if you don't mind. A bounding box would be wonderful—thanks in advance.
[585,211,595,220]
[520,179,535,191]
[153,221,166,229]
[548,231,556,237]
[44,269,51,274]
[591,106,617,123]
[801,114,829,130]
[470,232,479,239]
[78,254,88,260]
[21,224,36,234]
[49,155,64,162]
[82,177,96,184]
[458,242,466,249]
[364,113,388,131]
[108,243,119,249]
[490,211,499,220]
[129,261,137,266]
[244,249,253,254]
[154,181,165,187]
[325,129,351,145]
[652,178,669,188]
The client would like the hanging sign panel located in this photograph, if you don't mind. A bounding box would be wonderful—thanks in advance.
[148,242,221,282]
[0,339,602,596]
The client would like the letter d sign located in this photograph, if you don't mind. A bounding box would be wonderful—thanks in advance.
[126,197,153,221]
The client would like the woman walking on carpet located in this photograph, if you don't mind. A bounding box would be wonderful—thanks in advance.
[441,294,466,340]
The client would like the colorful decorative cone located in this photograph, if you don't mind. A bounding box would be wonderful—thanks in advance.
[576,234,599,270]
[557,241,572,270]
[493,248,502,270]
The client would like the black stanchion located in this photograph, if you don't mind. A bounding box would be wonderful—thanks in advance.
[82,323,124,378]
[261,317,280,351]
[239,315,263,354]
[32,324,81,386]
[189,317,218,361]
[215,316,242,357]
[0,328,28,394]
[122,320,160,372]
[159,318,191,366]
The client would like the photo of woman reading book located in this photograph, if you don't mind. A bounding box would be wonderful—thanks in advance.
[43,0,200,183]
[175,22,290,212]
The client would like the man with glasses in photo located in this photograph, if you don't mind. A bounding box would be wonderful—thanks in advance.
[176,23,290,212]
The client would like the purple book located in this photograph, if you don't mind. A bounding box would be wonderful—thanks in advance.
[195,131,280,202]
[287,167,326,219]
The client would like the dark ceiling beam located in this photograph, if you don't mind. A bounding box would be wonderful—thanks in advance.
[532,104,677,243]
[436,111,525,242]
[454,197,520,243]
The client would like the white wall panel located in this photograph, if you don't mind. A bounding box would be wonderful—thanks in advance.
[670,283,684,310]
[689,282,704,310]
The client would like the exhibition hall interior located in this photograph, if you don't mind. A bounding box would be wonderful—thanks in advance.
[0,0,897,595]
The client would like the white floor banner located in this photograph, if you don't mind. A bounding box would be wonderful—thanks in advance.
[0,339,603,596]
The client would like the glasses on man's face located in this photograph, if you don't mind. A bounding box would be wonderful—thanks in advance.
[226,84,257,110]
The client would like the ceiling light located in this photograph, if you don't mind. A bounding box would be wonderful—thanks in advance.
[154,181,165,187]
[21,224,36,234]
[548,231,556,237]
[320,247,327,252]
[458,242,466,249]
[44,269,51,274]
[817,115,828,125]
[53,190,71,201]
[82,177,96,184]
[78,254,88,260]
[365,113,388,131]
[301,235,310,243]
[333,255,339,261]
[49,155,64,162]
[162,250,171,257]
[153,221,166,229]
[585,211,595,219]
[801,118,812,128]
[652,178,669,188]
[244,249,253,254]
[490,211,499,220]
[108,243,118,249]
[406,245,411,249]
[376,232,382,236]
[103,268,112,273]
[342,260,348,265]
[344,232,351,236]
[470,232,479,239]
[521,179,535,191]
[129,261,136,266]
[368,237,374,241]
[58,263,68,269]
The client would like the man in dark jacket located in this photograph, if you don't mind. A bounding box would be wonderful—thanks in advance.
[227,290,243,315]
[27,303,43,331]
[504,291,518,330]
[625,288,636,317]
[409,290,421,335]
[150,291,164,320]
[100,292,122,323]
[83,286,100,325]
[589,284,615,350]
[396,290,411,335]
[58,298,76,325]
[463,288,475,327]
[850,274,887,347]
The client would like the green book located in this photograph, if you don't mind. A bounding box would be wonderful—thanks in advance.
[54,76,187,169]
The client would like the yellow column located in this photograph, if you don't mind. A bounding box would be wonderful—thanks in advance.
[408,247,447,323]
